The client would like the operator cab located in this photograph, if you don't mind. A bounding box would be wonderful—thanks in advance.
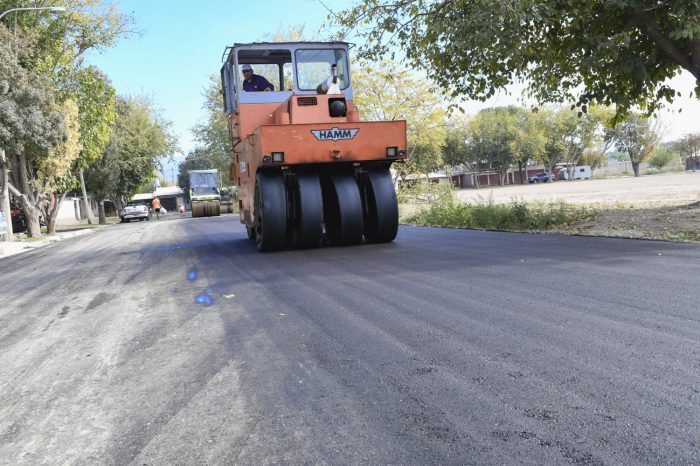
[220,42,353,114]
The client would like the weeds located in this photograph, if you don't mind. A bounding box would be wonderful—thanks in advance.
[402,183,594,231]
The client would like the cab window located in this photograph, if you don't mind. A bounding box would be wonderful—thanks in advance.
[236,49,293,91]
[295,49,349,91]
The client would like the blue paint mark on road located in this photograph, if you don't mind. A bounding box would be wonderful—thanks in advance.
[194,293,214,307]
[187,269,197,281]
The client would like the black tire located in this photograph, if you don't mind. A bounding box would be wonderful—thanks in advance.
[254,171,287,252]
[290,173,323,249]
[362,168,398,243]
[322,173,363,246]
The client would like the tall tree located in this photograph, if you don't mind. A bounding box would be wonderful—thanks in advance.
[512,109,546,184]
[556,108,600,179]
[87,96,177,219]
[442,120,483,187]
[330,0,700,120]
[607,114,660,176]
[538,108,567,177]
[1,0,133,235]
[465,107,521,185]
[351,60,447,181]
[0,35,67,238]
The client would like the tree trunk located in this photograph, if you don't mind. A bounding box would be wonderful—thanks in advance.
[632,161,641,177]
[98,201,106,225]
[13,153,42,238]
[79,168,94,224]
[517,162,524,184]
[0,149,14,241]
[45,192,67,235]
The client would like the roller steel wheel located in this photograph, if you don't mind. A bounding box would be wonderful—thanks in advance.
[192,203,203,218]
[213,201,221,216]
[322,173,363,246]
[362,168,399,243]
[254,172,287,251]
[290,173,323,249]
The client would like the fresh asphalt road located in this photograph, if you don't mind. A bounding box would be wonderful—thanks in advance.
[1,214,699,465]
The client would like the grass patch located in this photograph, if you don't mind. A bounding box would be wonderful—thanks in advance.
[666,230,700,242]
[403,185,594,231]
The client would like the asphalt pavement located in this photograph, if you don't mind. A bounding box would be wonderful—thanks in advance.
[1,214,699,464]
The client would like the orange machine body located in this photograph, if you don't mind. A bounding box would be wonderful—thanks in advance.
[229,95,407,226]
[220,41,407,249]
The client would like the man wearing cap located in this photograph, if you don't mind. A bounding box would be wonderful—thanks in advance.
[241,64,274,92]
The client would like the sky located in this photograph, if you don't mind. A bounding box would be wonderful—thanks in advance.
[86,0,700,182]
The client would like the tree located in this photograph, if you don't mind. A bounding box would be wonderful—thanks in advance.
[178,77,232,195]
[35,99,82,235]
[87,96,177,219]
[351,60,447,182]
[512,109,546,184]
[62,67,117,225]
[672,133,700,172]
[648,147,677,170]
[556,108,600,179]
[330,1,700,120]
[0,35,67,238]
[607,114,660,176]
[465,108,522,185]
[1,0,133,235]
[537,108,566,177]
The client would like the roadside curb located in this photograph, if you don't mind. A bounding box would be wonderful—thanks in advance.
[0,227,98,259]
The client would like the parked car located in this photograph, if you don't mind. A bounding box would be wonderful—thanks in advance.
[120,202,151,222]
[10,201,27,233]
[528,173,551,183]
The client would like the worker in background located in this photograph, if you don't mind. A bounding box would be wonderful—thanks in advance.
[241,64,273,92]
[151,196,162,220]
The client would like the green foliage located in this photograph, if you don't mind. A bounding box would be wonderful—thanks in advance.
[404,186,594,231]
[672,133,700,165]
[63,66,116,168]
[330,0,700,120]
[0,35,67,158]
[465,107,523,184]
[87,96,177,203]
[351,60,447,180]
[179,76,231,193]
[607,113,660,175]
[441,123,469,170]
[648,147,677,170]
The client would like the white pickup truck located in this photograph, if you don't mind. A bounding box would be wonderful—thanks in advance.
[120,202,152,223]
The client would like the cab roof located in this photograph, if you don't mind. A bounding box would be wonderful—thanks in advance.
[222,41,351,62]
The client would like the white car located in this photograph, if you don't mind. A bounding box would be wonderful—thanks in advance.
[120,202,152,222]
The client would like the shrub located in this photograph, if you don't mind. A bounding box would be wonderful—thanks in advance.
[404,189,594,231]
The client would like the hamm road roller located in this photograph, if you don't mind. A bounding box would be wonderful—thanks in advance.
[189,169,221,217]
[220,42,407,251]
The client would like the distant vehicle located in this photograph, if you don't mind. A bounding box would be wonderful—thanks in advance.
[556,165,592,180]
[120,202,151,223]
[528,173,551,183]
[189,169,221,218]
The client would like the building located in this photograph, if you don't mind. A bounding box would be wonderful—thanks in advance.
[132,187,186,213]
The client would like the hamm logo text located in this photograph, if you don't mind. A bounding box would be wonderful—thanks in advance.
[311,127,359,141]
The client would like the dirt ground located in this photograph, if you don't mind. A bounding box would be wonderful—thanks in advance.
[454,172,700,242]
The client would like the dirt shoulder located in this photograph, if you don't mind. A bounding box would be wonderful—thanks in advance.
[453,171,700,243]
